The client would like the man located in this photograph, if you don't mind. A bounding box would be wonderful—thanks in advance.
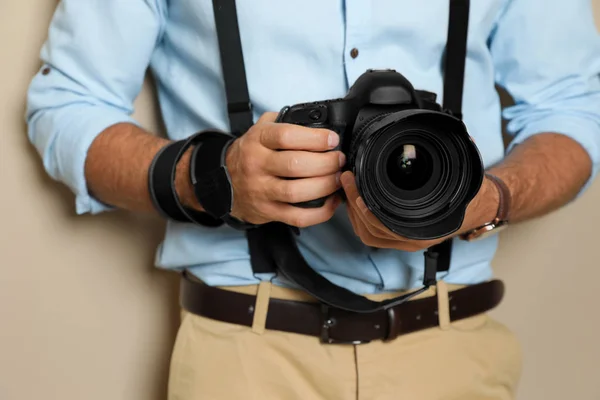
[26,0,600,399]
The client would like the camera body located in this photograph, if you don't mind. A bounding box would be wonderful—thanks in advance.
[277,69,483,240]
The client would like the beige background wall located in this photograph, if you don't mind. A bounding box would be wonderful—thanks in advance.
[1,1,599,399]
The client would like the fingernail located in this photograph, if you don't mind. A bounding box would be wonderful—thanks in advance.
[335,172,342,186]
[338,153,346,167]
[328,132,340,148]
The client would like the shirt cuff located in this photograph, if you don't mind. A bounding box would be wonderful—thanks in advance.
[506,114,600,197]
[54,106,139,215]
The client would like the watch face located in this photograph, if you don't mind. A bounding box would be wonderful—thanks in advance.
[464,222,508,241]
[479,224,507,240]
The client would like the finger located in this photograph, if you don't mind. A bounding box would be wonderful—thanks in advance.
[260,123,340,151]
[354,196,446,248]
[354,197,398,239]
[347,206,369,238]
[257,112,280,123]
[342,172,396,239]
[266,150,345,178]
[340,171,360,203]
[270,174,342,203]
[342,171,436,245]
[272,195,342,228]
[348,207,407,249]
[350,196,397,239]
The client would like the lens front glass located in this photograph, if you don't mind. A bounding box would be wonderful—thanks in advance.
[386,144,433,191]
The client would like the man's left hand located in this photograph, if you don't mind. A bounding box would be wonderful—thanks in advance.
[340,171,499,252]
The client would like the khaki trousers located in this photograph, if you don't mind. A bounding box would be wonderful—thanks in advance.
[167,280,523,400]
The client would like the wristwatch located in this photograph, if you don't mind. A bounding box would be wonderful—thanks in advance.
[189,130,257,230]
[460,173,511,241]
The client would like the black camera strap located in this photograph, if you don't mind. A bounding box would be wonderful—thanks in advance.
[443,0,470,120]
[210,0,470,312]
[426,0,471,274]
[212,0,254,137]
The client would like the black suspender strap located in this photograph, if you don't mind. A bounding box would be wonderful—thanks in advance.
[211,0,277,275]
[212,0,254,136]
[427,0,470,274]
[209,0,470,312]
[442,0,470,119]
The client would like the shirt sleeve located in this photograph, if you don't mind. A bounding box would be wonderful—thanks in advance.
[25,0,166,214]
[489,0,600,195]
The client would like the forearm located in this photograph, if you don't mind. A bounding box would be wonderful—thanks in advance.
[488,133,592,223]
[84,123,202,214]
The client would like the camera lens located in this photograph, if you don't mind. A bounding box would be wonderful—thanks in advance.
[386,144,433,191]
[350,110,483,240]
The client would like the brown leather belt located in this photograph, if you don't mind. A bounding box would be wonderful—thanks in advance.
[180,272,504,344]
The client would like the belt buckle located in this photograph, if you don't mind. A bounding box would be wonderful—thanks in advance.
[319,304,371,345]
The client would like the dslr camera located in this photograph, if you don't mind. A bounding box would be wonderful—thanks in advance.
[276,69,483,240]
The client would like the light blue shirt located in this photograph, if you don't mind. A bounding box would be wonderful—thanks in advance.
[26,0,600,293]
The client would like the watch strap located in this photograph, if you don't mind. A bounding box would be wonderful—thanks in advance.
[486,173,511,223]
[458,173,511,241]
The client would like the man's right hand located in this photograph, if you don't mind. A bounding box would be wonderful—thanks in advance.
[224,112,345,227]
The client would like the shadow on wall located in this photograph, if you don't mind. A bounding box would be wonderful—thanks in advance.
[18,60,180,400]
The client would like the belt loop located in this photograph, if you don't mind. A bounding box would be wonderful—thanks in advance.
[251,281,272,335]
[436,280,451,331]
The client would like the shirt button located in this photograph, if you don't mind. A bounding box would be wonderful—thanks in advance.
[350,48,359,59]
[41,67,51,75]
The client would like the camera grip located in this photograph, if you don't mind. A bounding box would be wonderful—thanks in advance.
[275,106,332,209]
